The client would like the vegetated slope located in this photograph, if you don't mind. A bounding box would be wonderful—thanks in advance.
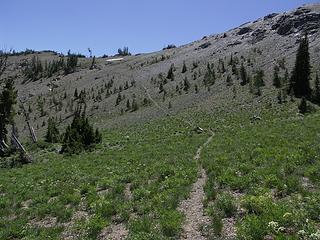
[1,4,320,240]
[4,3,320,139]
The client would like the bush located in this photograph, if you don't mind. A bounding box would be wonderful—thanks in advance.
[215,193,237,218]
[45,117,60,143]
[159,210,183,237]
[61,108,102,154]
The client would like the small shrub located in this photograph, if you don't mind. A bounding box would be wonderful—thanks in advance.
[215,193,237,218]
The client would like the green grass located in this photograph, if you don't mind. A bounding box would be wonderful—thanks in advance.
[0,116,207,239]
[201,110,320,239]
[1,103,320,239]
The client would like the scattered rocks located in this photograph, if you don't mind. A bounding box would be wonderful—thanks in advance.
[227,41,242,47]
[238,27,253,35]
[250,29,267,44]
[264,13,278,20]
[197,42,211,50]
[272,10,320,36]
[99,223,128,240]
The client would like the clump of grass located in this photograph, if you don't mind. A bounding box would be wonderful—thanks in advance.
[215,193,237,218]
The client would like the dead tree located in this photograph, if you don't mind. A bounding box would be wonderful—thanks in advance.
[19,99,38,143]
[0,50,8,80]
[11,133,32,163]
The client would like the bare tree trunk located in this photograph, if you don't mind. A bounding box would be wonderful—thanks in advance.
[19,99,38,143]
[11,133,32,163]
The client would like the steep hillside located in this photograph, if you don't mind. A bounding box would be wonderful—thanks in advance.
[1,4,320,240]
[3,4,320,139]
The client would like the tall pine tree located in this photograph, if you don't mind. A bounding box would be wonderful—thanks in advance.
[313,73,320,105]
[289,33,311,99]
[0,78,17,143]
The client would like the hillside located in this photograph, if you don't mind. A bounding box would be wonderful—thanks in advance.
[3,3,320,138]
[1,3,320,240]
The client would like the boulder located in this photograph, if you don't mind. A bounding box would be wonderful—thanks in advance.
[238,27,253,35]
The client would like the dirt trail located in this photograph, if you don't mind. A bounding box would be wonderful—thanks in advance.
[178,133,214,240]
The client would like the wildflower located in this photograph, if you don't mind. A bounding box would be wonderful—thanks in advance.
[268,221,279,230]
[298,230,306,236]
[310,230,320,240]
[283,212,292,218]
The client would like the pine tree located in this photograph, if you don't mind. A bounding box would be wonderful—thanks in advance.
[132,99,139,111]
[45,117,60,143]
[167,64,175,80]
[298,97,308,114]
[90,56,96,70]
[74,88,78,99]
[204,63,215,86]
[313,73,320,105]
[126,99,131,110]
[0,78,17,143]
[61,108,101,154]
[273,65,281,88]
[226,75,233,86]
[195,84,199,94]
[240,63,248,86]
[116,93,122,106]
[183,77,190,92]
[182,61,187,73]
[289,33,311,99]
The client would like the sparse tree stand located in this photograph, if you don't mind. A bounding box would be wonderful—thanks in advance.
[289,33,312,99]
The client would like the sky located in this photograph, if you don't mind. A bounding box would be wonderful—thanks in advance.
[1,0,318,56]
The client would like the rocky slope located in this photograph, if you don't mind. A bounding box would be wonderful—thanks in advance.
[3,3,320,139]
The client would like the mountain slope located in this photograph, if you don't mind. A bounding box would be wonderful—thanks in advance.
[4,3,320,138]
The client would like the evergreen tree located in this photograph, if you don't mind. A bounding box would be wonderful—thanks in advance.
[74,88,78,99]
[116,93,122,106]
[183,77,190,92]
[253,70,265,96]
[45,117,60,143]
[226,75,233,86]
[273,65,281,88]
[182,61,187,73]
[0,78,17,143]
[90,56,96,70]
[289,33,312,99]
[298,97,309,114]
[61,108,101,154]
[240,63,248,86]
[64,50,78,75]
[204,63,216,86]
[126,99,131,110]
[313,73,320,105]
[132,99,139,112]
[195,84,199,94]
[167,64,175,80]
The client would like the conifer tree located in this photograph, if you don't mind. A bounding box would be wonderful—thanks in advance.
[0,78,17,143]
[289,33,311,99]
[45,117,60,143]
[273,65,281,88]
[183,77,190,92]
[61,108,101,154]
[132,99,139,111]
[167,64,175,80]
[313,73,320,105]
[240,63,248,85]
[204,63,216,86]
[182,61,187,73]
